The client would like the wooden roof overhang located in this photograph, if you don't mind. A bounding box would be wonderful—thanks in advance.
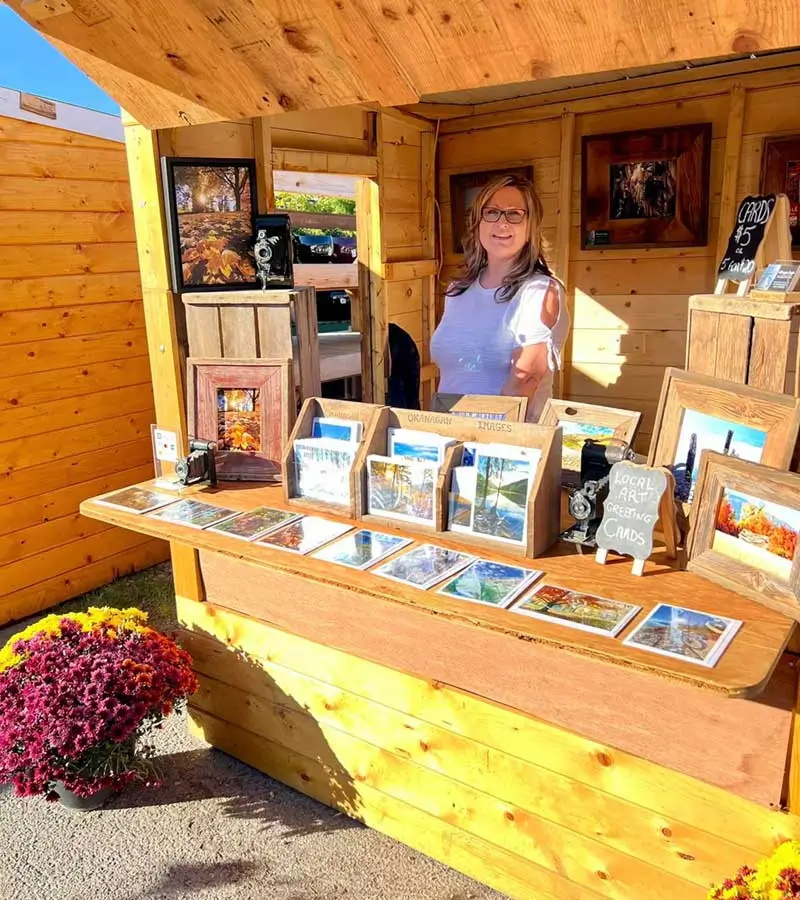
[8,0,800,129]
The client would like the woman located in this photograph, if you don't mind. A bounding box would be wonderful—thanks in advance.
[430,174,570,422]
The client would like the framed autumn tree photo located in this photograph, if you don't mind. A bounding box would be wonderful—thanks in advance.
[162,157,258,292]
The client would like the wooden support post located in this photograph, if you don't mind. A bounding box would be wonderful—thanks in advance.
[555,111,575,400]
[713,83,747,295]
[123,116,204,604]
[786,652,800,812]
[420,126,437,409]
[253,116,275,212]
[356,177,385,404]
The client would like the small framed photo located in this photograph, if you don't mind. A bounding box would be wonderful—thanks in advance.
[94,486,178,515]
[508,583,641,637]
[437,559,543,608]
[687,452,800,621]
[621,602,742,668]
[538,399,642,486]
[448,164,534,253]
[754,259,800,293]
[187,358,293,482]
[162,157,258,293]
[648,368,800,509]
[253,213,293,289]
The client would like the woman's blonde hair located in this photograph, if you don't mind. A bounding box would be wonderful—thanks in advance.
[447,174,556,303]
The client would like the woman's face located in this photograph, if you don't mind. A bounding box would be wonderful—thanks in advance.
[478,185,529,265]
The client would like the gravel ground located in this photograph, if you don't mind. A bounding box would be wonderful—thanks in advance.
[0,565,507,900]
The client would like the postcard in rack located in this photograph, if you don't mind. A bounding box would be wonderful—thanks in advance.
[387,428,455,465]
[311,416,363,443]
[146,499,239,530]
[367,454,438,525]
[207,506,300,541]
[508,583,641,638]
[470,446,541,545]
[293,437,356,506]
[94,486,178,515]
[437,559,543,608]
[311,528,412,570]
[448,466,477,534]
[621,602,742,667]
[372,543,475,590]
[254,515,352,555]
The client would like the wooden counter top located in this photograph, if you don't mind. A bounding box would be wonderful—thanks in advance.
[80,479,796,700]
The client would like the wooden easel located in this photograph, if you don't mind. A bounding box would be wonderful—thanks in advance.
[715,195,792,295]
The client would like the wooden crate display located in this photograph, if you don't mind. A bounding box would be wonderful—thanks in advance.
[182,288,321,401]
[359,408,562,558]
[282,397,388,519]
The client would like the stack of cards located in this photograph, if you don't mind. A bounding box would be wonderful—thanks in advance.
[292,416,363,507]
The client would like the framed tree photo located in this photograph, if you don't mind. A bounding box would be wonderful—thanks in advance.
[687,452,800,622]
[581,123,711,249]
[449,164,534,253]
[760,135,800,248]
[647,368,800,512]
[162,157,258,292]
[186,358,294,482]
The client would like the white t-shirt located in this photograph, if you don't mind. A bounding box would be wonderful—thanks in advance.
[429,273,570,421]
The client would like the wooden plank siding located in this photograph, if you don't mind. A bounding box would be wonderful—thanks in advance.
[0,115,167,626]
[435,70,800,453]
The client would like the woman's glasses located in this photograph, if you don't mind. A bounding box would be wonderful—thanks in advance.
[481,207,527,225]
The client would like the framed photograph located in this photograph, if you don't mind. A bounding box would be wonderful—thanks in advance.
[754,259,800,293]
[507,583,641,638]
[431,393,528,422]
[648,368,800,509]
[449,164,534,253]
[162,157,258,292]
[760,136,800,248]
[687,452,800,621]
[538,399,642,486]
[621,602,742,668]
[253,213,293,289]
[187,358,293,482]
[581,123,711,249]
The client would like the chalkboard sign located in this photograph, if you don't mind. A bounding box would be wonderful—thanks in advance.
[717,194,777,282]
[595,462,669,575]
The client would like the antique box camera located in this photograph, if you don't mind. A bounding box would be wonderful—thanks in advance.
[253,213,293,290]
[175,438,218,487]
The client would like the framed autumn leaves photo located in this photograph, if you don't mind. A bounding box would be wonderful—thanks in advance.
[162,157,259,292]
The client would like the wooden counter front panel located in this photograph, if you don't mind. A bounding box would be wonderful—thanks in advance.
[179,593,800,900]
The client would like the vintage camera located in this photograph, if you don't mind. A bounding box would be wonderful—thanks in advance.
[253,214,293,290]
[175,438,217,487]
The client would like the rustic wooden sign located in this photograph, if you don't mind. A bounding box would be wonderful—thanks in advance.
[595,462,675,576]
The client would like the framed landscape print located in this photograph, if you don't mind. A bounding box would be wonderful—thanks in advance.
[538,399,642,486]
[162,157,258,292]
[581,123,711,249]
[647,368,800,512]
[449,164,534,253]
[687,453,800,621]
[760,135,800,248]
[187,358,293,481]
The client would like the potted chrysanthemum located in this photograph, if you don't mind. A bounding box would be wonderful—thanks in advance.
[0,606,198,810]
[707,840,800,899]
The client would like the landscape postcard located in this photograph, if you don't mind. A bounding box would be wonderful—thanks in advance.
[671,409,766,503]
[509,583,641,637]
[387,428,452,465]
[147,499,239,530]
[622,602,742,667]
[95,486,177,515]
[367,455,437,524]
[470,452,534,544]
[311,416,363,443]
[448,466,477,534]
[312,529,412,570]
[372,544,475,590]
[207,506,300,541]
[437,559,543,608]
[560,422,616,473]
[255,516,352,555]
[714,488,799,581]
[294,439,355,506]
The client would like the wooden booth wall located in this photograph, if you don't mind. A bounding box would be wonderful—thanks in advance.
[436,64,800,451]
[0,114,167,627]
[156,105,436,405]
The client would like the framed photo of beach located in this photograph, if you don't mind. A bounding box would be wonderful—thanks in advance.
[538,399,642,487]
[687,452,800,621]
[648,368,800,514]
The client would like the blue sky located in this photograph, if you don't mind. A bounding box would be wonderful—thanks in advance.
[0,5,118,115]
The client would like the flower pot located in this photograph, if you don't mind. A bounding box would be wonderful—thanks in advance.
[53,781,116,812]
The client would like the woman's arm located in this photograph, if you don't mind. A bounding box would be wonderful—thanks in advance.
[500,281,560,399]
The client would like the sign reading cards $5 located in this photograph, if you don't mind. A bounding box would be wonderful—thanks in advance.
[595,462,675,576]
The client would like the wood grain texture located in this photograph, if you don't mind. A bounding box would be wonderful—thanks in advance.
[81,480,794,698]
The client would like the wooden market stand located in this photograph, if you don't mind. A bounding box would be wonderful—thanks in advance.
[12,0,800,896]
